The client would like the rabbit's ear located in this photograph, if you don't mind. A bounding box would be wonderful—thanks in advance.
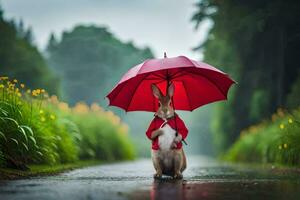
[151,84,162,99]
[168,83,174,97]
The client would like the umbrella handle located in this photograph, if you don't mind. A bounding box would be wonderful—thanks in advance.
[170,87,188,146]
[175,131,188,145]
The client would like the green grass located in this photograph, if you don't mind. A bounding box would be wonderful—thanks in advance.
[224,107,300,166]
[0,76,135,170]
[0,160,102,180]
[69,105,136,161]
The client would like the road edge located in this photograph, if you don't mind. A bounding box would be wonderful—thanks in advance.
[0,160,103,180]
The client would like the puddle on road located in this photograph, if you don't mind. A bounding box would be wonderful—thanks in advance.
[128,158,300,200]
[1,157,300,200]
[129,178,300,200]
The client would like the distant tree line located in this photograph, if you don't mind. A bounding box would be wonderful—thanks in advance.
[46,25,154,106]
[192,0,300,153]
[0,5,154,107]
[0,6,59,95]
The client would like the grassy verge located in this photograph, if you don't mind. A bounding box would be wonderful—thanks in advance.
[0,76,135,171]
[0,160,102,180]
[223,107,300,166]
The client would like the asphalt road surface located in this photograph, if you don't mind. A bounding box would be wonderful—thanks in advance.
[1,156,300,200]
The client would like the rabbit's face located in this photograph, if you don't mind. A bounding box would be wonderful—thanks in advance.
[151,83,175,119]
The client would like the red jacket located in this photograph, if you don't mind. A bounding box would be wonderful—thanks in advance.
[146,114,188,150]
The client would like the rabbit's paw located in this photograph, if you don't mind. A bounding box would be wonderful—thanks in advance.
[171,142,177,149]
[174,134,182,143]
[173,172,183,179]
[153,172,162,179]
[151,129,164,139]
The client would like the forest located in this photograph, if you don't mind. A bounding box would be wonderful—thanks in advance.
[192,0,300,157]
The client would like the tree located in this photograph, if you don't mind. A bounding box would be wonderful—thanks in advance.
[46,25,154,105]
[0,7,59,94]
[192,0,300,153]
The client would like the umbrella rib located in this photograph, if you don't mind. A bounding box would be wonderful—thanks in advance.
[170,70,186,80]
[170,68,228,99]
[181,80,193,110]
[152,73,165,79]
[125,73,151,112]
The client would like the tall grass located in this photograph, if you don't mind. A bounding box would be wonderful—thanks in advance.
[224,107,300,166]
[0,77,135,169]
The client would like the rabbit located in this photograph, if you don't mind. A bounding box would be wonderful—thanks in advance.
[146,83,188,179]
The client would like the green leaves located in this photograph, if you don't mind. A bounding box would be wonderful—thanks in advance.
[28,136,36,145]
[22,142,29,151]
[20,125,34,136]
[224,107,300,166]
[1,117,19,130]
[0,107,8,117]
[0,100,38,167]
[10,138,19,145]
[0,131,7,141]
[19,126,28,142]
[0,77,135,169]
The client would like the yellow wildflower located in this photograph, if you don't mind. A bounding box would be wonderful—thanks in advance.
[278,145,282,150]
[288,118,293,124]
[9,83,15,88]
[32,90,38,96]
[283,143,288,149]
[50,114,56,120]
[40,117,46,122]
[17,92,22,97]
[39,110,44,114]
[13,79,18,83]
[41,89,45,93]
[26,89,31,94]
[20,83,25,88]
[0,84,4,89]
[36,89,41,94]
[279,124,285,129]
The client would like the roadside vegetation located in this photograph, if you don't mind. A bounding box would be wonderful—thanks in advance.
[224,107,300,166]
[192,0,300,155]
[0,77,135,172]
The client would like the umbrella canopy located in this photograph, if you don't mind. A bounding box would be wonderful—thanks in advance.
[106,55,236,112]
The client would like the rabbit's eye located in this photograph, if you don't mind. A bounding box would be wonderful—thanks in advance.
[158,102,161,107]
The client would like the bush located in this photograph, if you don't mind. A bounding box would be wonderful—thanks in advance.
[0,77,135,169]
[69,103,135,161]
[224,107,300,166]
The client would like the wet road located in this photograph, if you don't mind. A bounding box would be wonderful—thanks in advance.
[1,156,300,200]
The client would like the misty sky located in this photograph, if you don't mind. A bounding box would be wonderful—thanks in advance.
[1,0,211,60]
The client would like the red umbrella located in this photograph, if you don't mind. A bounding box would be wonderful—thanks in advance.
[106,53,236,112]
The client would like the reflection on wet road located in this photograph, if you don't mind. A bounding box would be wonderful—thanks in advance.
[0,156,300,200]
